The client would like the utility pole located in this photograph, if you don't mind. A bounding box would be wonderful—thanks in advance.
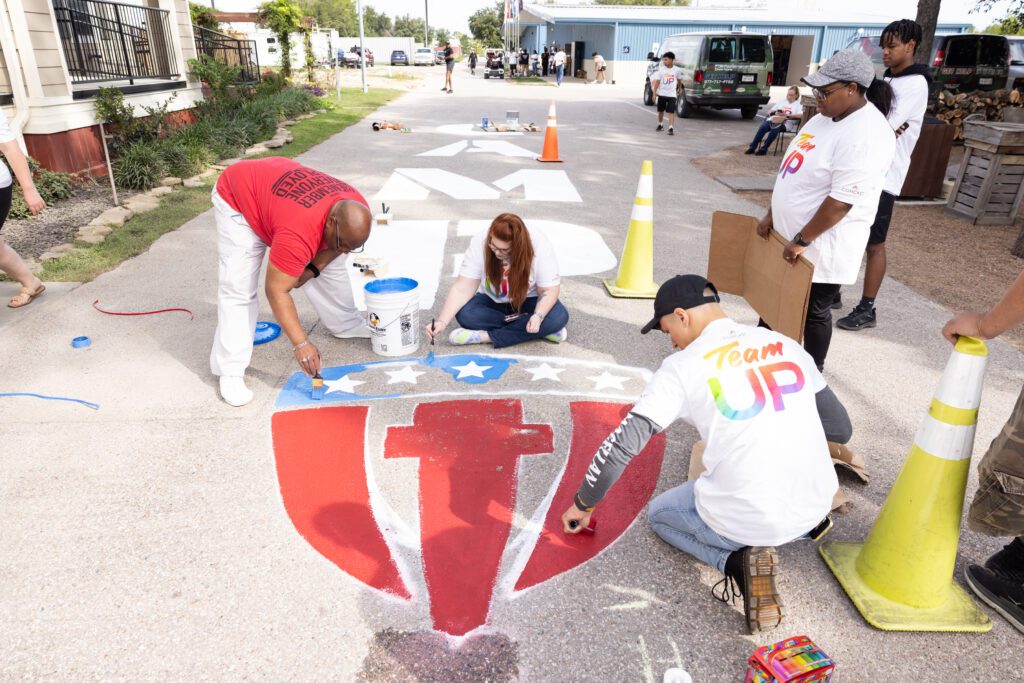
[357,0,368,93]
[424,0,429,49]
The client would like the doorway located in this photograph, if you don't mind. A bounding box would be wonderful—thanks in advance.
[770,35,814,85]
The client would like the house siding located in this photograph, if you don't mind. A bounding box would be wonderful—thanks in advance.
[173,0,198,69]
[23,0,70,97]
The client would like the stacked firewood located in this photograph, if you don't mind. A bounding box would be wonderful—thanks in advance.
[933,89,1024,140]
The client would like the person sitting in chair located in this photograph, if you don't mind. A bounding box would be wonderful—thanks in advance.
[746,86,804,156]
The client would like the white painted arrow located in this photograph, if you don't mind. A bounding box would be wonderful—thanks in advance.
[493,170,582,202]
[468,140,537,158]
[417,140,469,157]
[395,168,500,200]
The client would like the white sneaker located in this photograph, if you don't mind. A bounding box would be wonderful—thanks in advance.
[219,376,253,407]
[333,323,373,339]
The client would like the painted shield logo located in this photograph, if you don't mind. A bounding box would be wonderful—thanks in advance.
[271,352,665,637]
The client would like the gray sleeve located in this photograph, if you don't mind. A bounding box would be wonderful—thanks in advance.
[575,412,662,509]
[816,386,852,445]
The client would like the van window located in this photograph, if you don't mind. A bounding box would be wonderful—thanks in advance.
[1011,40,1024,64]
[944,37,976,67]
[979,36,1007,66]
[707,36,767,63]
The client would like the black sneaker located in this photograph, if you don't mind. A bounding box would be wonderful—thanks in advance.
[744,147,756,155]
[656,124,664,132]
[964,564,1024,634]
[668,127,674,136]
[836,305,877,331]
[714,547,783,633]
[985,538,1024,583]
[754,149,767,156]
[831,292,843,310]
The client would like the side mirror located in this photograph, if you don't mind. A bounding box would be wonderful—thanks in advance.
[648,52,657,61]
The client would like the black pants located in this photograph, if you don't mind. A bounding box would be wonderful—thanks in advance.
[759,282,841,371]
[0,184,13,234]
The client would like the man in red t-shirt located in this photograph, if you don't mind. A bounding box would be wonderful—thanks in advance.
[210,157,372,406]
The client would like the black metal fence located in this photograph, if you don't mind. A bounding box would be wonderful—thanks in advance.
[193,26,260,84]
[53,0,179,85]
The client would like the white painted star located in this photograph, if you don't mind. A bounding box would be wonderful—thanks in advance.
[524,362,565,382]
[323,375,366,395]
[588,371,630,391]
[385,365,425,385]
[451,360,492,379]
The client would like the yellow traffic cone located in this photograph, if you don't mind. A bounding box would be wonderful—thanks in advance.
[536,101,563,163]
[603,160,658,299]
[819,336,992,632]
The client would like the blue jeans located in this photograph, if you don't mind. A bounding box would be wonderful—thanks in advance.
[556,64,564,85]
[749,120,785,152]
[647,481,744,573]
[455,293,569,349]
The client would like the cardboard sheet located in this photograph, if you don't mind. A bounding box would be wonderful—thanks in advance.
[707,211,813,343]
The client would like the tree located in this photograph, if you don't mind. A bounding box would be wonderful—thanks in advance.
[363,5,393,36]
[469,1,502,48]
[434,27,451,45]
[258,0,304,76]
[916,0,942,66]
[189,1,219,30]
[982,15,1024,34]
[298,0,357,36]
[393,14,428,42]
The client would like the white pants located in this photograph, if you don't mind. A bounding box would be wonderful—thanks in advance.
[210,190,364,378]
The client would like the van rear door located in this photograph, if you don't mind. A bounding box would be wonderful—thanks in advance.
[703,35,772,95]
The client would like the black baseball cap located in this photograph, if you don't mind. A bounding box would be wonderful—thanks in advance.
[640,275,720,334]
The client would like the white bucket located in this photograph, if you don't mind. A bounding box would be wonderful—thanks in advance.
[364,277,420,357]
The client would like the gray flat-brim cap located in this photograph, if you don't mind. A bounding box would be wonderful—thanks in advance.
[802,48,876,89]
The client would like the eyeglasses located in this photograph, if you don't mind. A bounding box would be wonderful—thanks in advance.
[488,241,512,256]
[812,83,849,101]
[332,219,365,254]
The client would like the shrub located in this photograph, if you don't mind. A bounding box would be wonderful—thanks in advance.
[2,157,76,220]
[255,70,287,96]
[188,55,242,105]
[114,142,166,190]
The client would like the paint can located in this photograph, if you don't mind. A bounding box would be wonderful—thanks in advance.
[364,277,420,357]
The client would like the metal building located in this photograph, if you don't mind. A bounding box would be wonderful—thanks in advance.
[513,4,970,86]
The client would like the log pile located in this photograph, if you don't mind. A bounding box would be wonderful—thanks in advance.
[934,89,1024,140]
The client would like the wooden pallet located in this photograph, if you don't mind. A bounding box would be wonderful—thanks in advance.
[947,144,1024,225]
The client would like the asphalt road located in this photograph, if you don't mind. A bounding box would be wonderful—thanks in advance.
[2,68,1022,681]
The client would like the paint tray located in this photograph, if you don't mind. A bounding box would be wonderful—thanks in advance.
[745,636,834,683]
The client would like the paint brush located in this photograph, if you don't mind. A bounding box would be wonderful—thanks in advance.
[311,372,324,401]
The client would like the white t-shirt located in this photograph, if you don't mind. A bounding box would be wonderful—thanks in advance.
[632,318,838,546]
[883,72,930,195]
[553,51,566,67]
[654,65,684,97]
[771,104,895,284]
[594,54,606,69]
[458,227,560,303]
[769,98,804,132]
[0,109,15,189]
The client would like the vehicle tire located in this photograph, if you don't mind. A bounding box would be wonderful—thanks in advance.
[678,95,694,119]
[643,81,655,106]
[485,74,489,79]
[741,105,758,120]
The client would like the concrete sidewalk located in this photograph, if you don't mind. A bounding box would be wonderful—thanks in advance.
[2,70,1022,681]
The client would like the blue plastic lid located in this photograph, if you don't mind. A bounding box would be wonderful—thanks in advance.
[254,321,281,345]
[71,336,92,348]
[364,277,418,295]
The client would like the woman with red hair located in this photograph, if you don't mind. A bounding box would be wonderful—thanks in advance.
[426,213,569,347]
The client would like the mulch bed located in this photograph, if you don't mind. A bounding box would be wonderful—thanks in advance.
[1,182,120,261]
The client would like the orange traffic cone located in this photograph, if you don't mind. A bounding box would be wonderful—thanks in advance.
[536,101,563,163]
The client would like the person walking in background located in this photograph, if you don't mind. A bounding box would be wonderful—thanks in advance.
[442,42,455,93]
[745,86,803,155]
[468,50,478,76]
[542,47,550,76]
[836,19,931,331]
[651,51,684,135]
[426,213,569,348]
[530,49,540,76]
[592,51,607,84]
[756,49,895,371]
[554,46,566,86]
[941,269,1024,634]
[0,109,47,309]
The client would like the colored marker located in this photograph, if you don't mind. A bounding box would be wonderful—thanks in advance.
[431,318,435,346]
[568,517,597,534]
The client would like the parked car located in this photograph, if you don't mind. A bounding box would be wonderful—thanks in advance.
[435,50,446,64]
[845,33,1009,96]
[644,32,772,119]
[412,47,435,66]
[343,46,374,68]
[1009,37,1024,92]
[484,49,505,79]
[390,50,409,66]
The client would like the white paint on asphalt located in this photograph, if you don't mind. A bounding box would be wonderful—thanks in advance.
[348,220,448,310]
[390,169,501,200]
[493,170,582,202]
[457,219,617,276]
[375,171,431,200]
[416,140,469,157]
[468,140,538,158]
[435,123,524,136]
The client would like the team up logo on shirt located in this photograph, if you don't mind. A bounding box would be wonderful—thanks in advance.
[271,168,357,208]
[703,340,806,420]
[779,133,816,180]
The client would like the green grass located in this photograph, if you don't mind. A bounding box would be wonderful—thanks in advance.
[39,87,401,283]
[507,76,550,86]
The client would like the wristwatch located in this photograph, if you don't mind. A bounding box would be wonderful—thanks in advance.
[793,231,811,247]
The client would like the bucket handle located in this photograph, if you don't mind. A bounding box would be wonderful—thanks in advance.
[369,296,418,332]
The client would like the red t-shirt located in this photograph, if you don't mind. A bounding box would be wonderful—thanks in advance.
[215,157,368,277]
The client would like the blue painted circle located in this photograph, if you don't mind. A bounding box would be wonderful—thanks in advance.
[364,277,419,295]
[253,321,281,345]
[71,336,92,348]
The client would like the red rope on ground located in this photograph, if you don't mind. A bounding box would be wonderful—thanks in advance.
[92,299,194,320]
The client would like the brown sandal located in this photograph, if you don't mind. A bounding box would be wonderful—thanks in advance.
[8,283,45,308]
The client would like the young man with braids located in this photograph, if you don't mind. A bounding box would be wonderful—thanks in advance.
[836,19,931,330]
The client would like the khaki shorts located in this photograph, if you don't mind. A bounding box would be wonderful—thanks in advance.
[968,384,1024,537]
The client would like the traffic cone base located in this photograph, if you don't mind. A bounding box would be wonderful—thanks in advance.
[819,541,991,632]
[603,277,657,298]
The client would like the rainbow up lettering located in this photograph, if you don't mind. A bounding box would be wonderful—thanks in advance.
[704,340,806,420]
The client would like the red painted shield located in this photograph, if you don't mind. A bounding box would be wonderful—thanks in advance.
[272,399,665,636]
